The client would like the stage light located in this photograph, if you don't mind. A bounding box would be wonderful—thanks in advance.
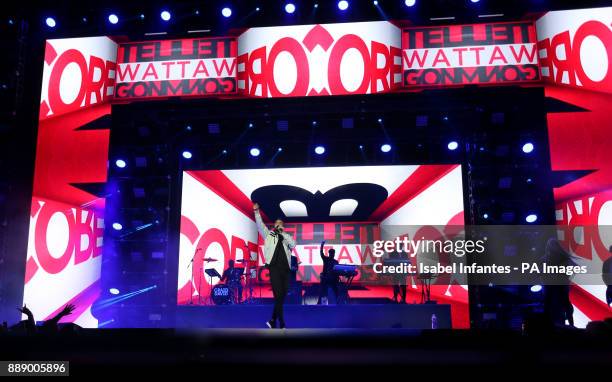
[315,146,326,155]
[377,118,383,123]
[522,142,534,153]
[405,0,416,6]
[530,285,543,293]
[525,214,538,223]
[447,141,459,151]
[139,14,145,20]
[483,213,489,219]
[277,147,283,152]
[256,7,260,12]
[359,145,364,150]
[115,159,126,168]
[314,3,319,8]
[160,10,171,21]
[471,0,480,3]
[45,17,56,28]
[373,1,378,5]
[222,149,228,154]
[250,147,261,157]
[338,1,349,11]
[248,122,254,128]
[312,121,317,126]
[222,7,232,18]
[182,151,193,159]
[112,222,123,231]
[108,14,119,24]
[109,288,120,295]
[381,144,392,153]
[285,3,296,14]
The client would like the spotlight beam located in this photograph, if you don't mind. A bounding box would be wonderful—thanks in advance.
[95,285,158,310]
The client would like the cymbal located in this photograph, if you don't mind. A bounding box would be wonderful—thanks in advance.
[203,258,218,262]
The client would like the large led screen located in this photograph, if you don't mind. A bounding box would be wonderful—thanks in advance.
[177,165,469,328]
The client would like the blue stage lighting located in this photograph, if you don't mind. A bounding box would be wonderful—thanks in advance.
[45,17,56,28]
[381,144,392,153]
[115,159,126,168]
[471,0,480,3]
[250,147,261,157]
[373,1,378,5]
[483,213,489,219]
[160,10,171,21]
[315,146,326,155]
[338,1,349,11]
[109,288,120,295]
[182,151,193,159]
[112,222,123,231]
[222,7,232,18]
[285,3,296,14]
[530,285,543,293]
[405,0,416,6]
[447,141,459,151]
[522,142,534,153]
[108,14,119,24]
[525,214,538,223]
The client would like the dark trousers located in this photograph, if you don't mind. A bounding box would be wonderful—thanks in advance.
[269,266,290,324]
[393,284,407,303]
[318,276,339,303]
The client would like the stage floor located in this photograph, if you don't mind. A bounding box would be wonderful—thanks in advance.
[176,303,451,329]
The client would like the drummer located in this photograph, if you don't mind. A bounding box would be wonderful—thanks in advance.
[221,259,243,303]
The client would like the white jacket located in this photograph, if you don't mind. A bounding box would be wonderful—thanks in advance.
[255,209,296,266]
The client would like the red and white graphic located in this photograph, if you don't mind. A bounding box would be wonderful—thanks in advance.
[537,7,612,94]
[237,21,403,97]
[115,38,237,99]
[403,22,539,87]
[177,165,469,328]
[25,36,114,328]
[537,7,612,327]
[24,198,104,327]
[40,37,117,120]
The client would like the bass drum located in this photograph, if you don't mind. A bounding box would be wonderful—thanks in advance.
[212,284,233,305]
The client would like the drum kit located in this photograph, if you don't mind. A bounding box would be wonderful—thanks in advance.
[188,249,257,305]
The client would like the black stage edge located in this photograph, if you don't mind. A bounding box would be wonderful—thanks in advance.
[176,304,451,329]
[2,328,611,374]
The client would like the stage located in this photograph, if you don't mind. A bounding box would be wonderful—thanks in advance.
[176,304,451,329]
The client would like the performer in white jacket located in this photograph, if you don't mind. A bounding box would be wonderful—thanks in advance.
[253,202,296,329]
